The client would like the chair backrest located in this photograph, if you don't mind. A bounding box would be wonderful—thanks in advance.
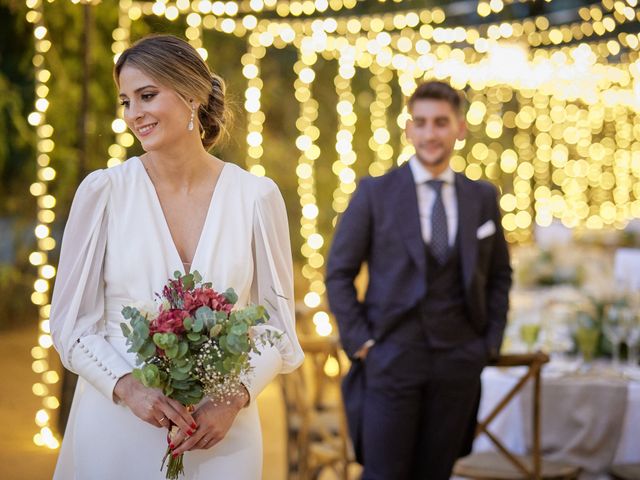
[299,335,345,410]
[281,334,352,476]
[280,334,346,424]
[478,352,550,478]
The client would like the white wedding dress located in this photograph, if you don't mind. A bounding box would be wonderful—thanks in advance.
[50,157,304,479]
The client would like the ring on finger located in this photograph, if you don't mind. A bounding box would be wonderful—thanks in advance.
[159,416,166,424]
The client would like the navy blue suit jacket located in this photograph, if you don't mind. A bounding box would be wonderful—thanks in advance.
[326,163,512,359]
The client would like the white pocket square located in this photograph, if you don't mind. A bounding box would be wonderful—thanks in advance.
[477,220,496,239]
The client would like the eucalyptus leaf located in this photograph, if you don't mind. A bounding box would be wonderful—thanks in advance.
[196,306,215,326]
[210,324,223,337]
[153,332,165,348]
[170,368,190,380]
[132,368,143,381]
[193,316,204,333]
[183,317,193,331]
[237,336,250,351]
[192,337,208,346]
[230,323,248,336]
[170,380,188,390]
[177,341,188,358]
[225,336,242,355]
[214,311,228,324]
[133,320,150,339]
[139,340,157,359]
[176,362,192,374]
[120,322,131,337]
[182,274,194,291]
[140,364,161,388]
[166,344,179,359]
[223,288,238,305]
[153,332,178,349]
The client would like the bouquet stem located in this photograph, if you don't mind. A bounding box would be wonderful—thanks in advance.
[161,447,184,480]
[161,406,193,479]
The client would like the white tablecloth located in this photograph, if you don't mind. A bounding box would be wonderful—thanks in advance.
[474,363,640,478]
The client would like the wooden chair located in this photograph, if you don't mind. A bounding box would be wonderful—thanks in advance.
[610,464,640,480]
[453,352,581,480]
[280,360,308,479]
[280,334,353,480]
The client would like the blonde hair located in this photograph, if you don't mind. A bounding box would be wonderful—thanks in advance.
[114,34,229,150]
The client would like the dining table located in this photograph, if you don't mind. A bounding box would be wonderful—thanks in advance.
[474,359,640,479]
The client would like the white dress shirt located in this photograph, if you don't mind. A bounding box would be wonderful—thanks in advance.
[408,156,458,247]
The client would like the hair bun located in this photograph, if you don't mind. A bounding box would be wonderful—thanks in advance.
[199,73,229,149]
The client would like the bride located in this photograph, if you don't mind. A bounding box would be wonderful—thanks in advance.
[50,34,303,479]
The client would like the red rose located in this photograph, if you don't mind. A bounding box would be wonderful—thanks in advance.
[150,309,189,335]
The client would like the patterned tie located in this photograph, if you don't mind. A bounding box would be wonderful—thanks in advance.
[427,179,449,264]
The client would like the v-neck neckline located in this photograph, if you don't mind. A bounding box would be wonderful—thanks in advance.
[135,156,228,274]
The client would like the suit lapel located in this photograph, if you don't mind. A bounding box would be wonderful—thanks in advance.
[456,173,480,289]
[393,163,426,274]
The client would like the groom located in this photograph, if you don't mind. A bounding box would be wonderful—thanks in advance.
[326,81,512,479]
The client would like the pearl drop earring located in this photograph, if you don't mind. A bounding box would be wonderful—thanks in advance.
[188,104,195,131]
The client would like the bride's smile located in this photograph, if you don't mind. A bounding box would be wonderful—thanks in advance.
[118,66,195,153]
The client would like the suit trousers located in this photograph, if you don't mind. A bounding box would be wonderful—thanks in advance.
[361,334,486,480]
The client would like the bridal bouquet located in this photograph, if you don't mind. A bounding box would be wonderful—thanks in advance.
[120,270,278,479]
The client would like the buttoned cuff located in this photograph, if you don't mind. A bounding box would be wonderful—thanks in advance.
[70,334,132,403]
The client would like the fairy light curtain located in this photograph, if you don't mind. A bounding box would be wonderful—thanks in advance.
[26,0,640,447]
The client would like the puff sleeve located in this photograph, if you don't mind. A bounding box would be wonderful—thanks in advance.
[245,178,304,402]
[50,170,132,402]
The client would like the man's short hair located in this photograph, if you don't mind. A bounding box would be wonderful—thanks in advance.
[407,81,465,116]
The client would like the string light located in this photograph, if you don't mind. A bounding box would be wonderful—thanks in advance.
[26,0,60,451]
[293,47,330,335]
[197,1,633,52]
[368,63,394,176]
[332,45,357,225]
[107,0,133,168]
[395,60,416,166]
[120,0,370,19]
[243,34,267,176]
[117,0,639,298]
[26,0,634,408]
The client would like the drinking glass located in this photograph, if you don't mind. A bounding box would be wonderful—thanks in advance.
[603,304,632,369]
[626,313,640,371]
[574,311,599,369]
[519,323,540,353]
[576,325,600,365]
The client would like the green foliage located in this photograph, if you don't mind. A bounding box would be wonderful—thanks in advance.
[133,364,163,389]
[120,307,155,364]
[0,1,36,217]
[0,263,35,330]
[222,288,238,305]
